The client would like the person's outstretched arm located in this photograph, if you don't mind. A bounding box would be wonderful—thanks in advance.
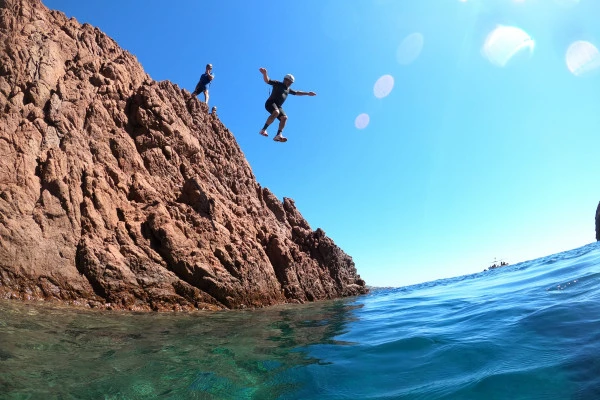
[292,90,317,96]
[259,67,270,83]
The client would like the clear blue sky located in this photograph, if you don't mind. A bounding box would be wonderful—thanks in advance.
[44,0,600,287]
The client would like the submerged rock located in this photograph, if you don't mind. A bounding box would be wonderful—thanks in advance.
[0,0,367,310]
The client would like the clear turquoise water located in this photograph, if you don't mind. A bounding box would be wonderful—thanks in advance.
[2,242,600,399]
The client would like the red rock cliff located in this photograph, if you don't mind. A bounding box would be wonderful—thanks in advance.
[0,0,367,310]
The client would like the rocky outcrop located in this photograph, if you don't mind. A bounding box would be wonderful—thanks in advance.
[0,0,367,310]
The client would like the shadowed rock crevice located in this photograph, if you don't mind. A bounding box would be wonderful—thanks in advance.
[74,240,108,300]
[177,178,214,219]
[0,0,367,310]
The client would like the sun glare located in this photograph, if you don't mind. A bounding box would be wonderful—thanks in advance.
[566,41,600,77]
[373,75,395,99]
[397,33,424,65]
[482,25,535,67]
[555,0,580,7]
[355,113,370,130]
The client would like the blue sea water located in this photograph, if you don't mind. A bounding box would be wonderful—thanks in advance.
[2,242,600,399]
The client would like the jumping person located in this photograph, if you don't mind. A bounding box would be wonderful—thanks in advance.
[192,64,214,104]
[258,67,316,142]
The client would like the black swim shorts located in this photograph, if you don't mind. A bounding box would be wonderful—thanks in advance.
[265,101,286,120]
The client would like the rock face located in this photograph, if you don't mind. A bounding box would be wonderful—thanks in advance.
[0,0,367,310]
[596,202,600,242]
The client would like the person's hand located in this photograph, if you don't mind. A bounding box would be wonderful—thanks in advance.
[259,67,267,74]
[308,91,316,96]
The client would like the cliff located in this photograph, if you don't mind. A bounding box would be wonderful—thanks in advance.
[0,0,367,310]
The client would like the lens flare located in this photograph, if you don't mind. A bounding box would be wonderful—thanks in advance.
[373,75,394,99]
[355,113,370,130]
[566,41,600,76]
[397,33,424,65]
[555,0,579,7]
[482,25,535,67]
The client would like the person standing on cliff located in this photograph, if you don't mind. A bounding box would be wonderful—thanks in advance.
[258,67,316,142]
[192,63,214,105]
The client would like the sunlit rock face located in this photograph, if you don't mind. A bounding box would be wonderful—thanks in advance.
[0,0,367,310]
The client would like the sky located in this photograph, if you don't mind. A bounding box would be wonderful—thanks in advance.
[43,0,600,288]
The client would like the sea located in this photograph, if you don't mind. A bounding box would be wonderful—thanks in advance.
[2,242,600,399]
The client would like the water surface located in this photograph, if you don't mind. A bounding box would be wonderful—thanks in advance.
[2,242,600,399]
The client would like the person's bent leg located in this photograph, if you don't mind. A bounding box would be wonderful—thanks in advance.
[277,114,287,132]
[274,111,288,142]
[263,109,280,129]
[260,104,280,136]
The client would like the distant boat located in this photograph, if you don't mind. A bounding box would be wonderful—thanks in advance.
[484,259,509,272]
